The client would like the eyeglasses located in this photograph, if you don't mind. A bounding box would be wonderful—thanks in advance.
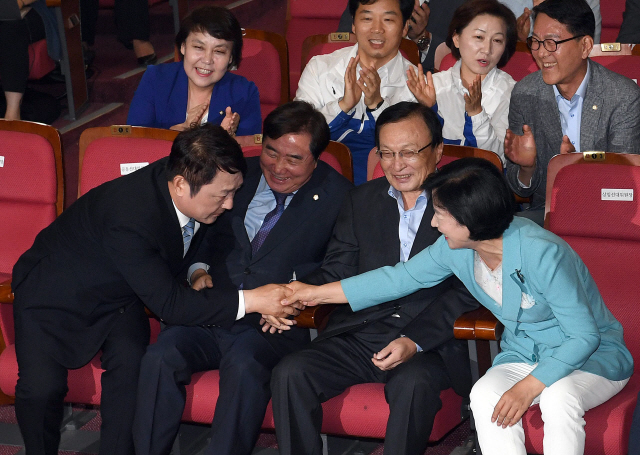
[526,35,585,52]
[377,142,432,161]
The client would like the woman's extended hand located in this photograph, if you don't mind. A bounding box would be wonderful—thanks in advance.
[407,64,436,108]
[492,375,546,427]
[282,281,347,307]
[220,106,240,136]
[464,74,483,116]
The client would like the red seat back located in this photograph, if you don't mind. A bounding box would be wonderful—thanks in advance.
[546,153,640,373]
[589,54,640,85]
[600,0,626,43]
[286,0,345,98]
[78,126,178,196]
[232,29,289,121]
[27,39,56,80]
[0,121,63,345]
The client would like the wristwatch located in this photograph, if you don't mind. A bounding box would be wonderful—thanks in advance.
[416,31,431,52]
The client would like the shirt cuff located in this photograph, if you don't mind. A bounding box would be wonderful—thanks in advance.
[237,290,246,320]
[517,169,532,189]
[187,263,210,285]
[400,334,422,352]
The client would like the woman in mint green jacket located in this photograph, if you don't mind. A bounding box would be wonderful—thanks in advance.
[282,158,632,455]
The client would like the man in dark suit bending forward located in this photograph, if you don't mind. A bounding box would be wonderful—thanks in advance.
[11,124,299,455]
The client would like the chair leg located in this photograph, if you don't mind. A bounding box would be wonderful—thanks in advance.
[54,0,88,120]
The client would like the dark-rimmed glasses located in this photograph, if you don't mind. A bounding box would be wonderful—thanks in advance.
[526,35,585,52]
[376,142,433,161]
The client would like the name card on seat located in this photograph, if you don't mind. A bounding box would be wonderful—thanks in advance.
[601,189,634,201]
[120,162,149,175]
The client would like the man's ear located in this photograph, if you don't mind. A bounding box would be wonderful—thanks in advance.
[403,20,410,38]
[434,142,444,165]
[172,175,190,198]
[580,35,594,59]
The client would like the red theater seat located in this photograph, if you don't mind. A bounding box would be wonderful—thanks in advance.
[0,120,63,405]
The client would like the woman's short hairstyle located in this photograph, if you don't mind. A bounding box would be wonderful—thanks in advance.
[349,0,414,25]
[166,123,247,196]
[175,5,243,69]
[446,0,517,68]
[532,0,595,39]
[423,157,514,240]
[375,101,443,149]
[262,101,330,160]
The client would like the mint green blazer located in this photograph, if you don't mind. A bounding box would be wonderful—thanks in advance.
[342,217,633,386]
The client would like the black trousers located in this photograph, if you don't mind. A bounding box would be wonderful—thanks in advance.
[0,8,46,93]
[14,304,149,455]
[80,0,150,47]
[133,324,283,455]
[271,335,454,455]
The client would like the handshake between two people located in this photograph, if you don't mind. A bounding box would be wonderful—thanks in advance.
[191,271,345,333]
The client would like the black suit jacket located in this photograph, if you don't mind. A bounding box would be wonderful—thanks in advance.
[12,158,240,368]
[195,157,353,355]
[304,177,479,392]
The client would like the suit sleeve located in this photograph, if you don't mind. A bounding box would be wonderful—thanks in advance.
[234,80,263,136]
[607,81,640,155]
[103,222,239,327]
[303,191,360,285]
[342,235,455,312]
[504,86,543,198]
[401,279,479,352]
[471,85,513,163]
[127,67,158,127]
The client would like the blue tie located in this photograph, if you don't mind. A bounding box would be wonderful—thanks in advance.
[182,218,195,256]
[251,191,290,256]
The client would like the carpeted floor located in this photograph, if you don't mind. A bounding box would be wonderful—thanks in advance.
[0,403,473,454]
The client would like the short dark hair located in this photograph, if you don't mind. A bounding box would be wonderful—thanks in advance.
[423,157,514,240]
[175,6,243,69]
[446,0,518,68]
[262,101,330,160]
[375,101,443,148]
[166,123,247,196]
[532,0,595,39]
[349,0,414,25]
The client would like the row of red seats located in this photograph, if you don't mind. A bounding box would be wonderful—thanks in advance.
[1,118,640,453]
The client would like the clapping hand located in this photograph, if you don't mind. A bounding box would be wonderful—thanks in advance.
[172,103,208,131]
[516,8,532,42]
[339,56,364,112]
[220,106,240,136]
[358,64,383,109]
[559,135,576,154]
[464,74,483,116]
[504,125,537,185]
[407,64,436,107]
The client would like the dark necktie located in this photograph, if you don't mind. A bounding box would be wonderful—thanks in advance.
[251,191,290,256]
[182,217,195,257]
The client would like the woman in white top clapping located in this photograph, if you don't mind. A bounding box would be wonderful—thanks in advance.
[407,0,517,163]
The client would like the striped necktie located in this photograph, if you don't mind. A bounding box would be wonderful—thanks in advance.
[251,191,290,256]
[182,217,195,256]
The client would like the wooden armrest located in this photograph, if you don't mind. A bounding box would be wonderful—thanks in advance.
[454,307,503,341]
[0,280,13,304]
[45,0,61,7]
[294,305,337,329]
[514,193,531,204]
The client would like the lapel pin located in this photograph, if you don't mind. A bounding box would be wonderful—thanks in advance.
[515,269,525,283]
[219,111,224,115]
[592,105,597,110]
[313,194,319,200]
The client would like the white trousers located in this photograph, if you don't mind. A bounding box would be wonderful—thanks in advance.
[470,362,629,455]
